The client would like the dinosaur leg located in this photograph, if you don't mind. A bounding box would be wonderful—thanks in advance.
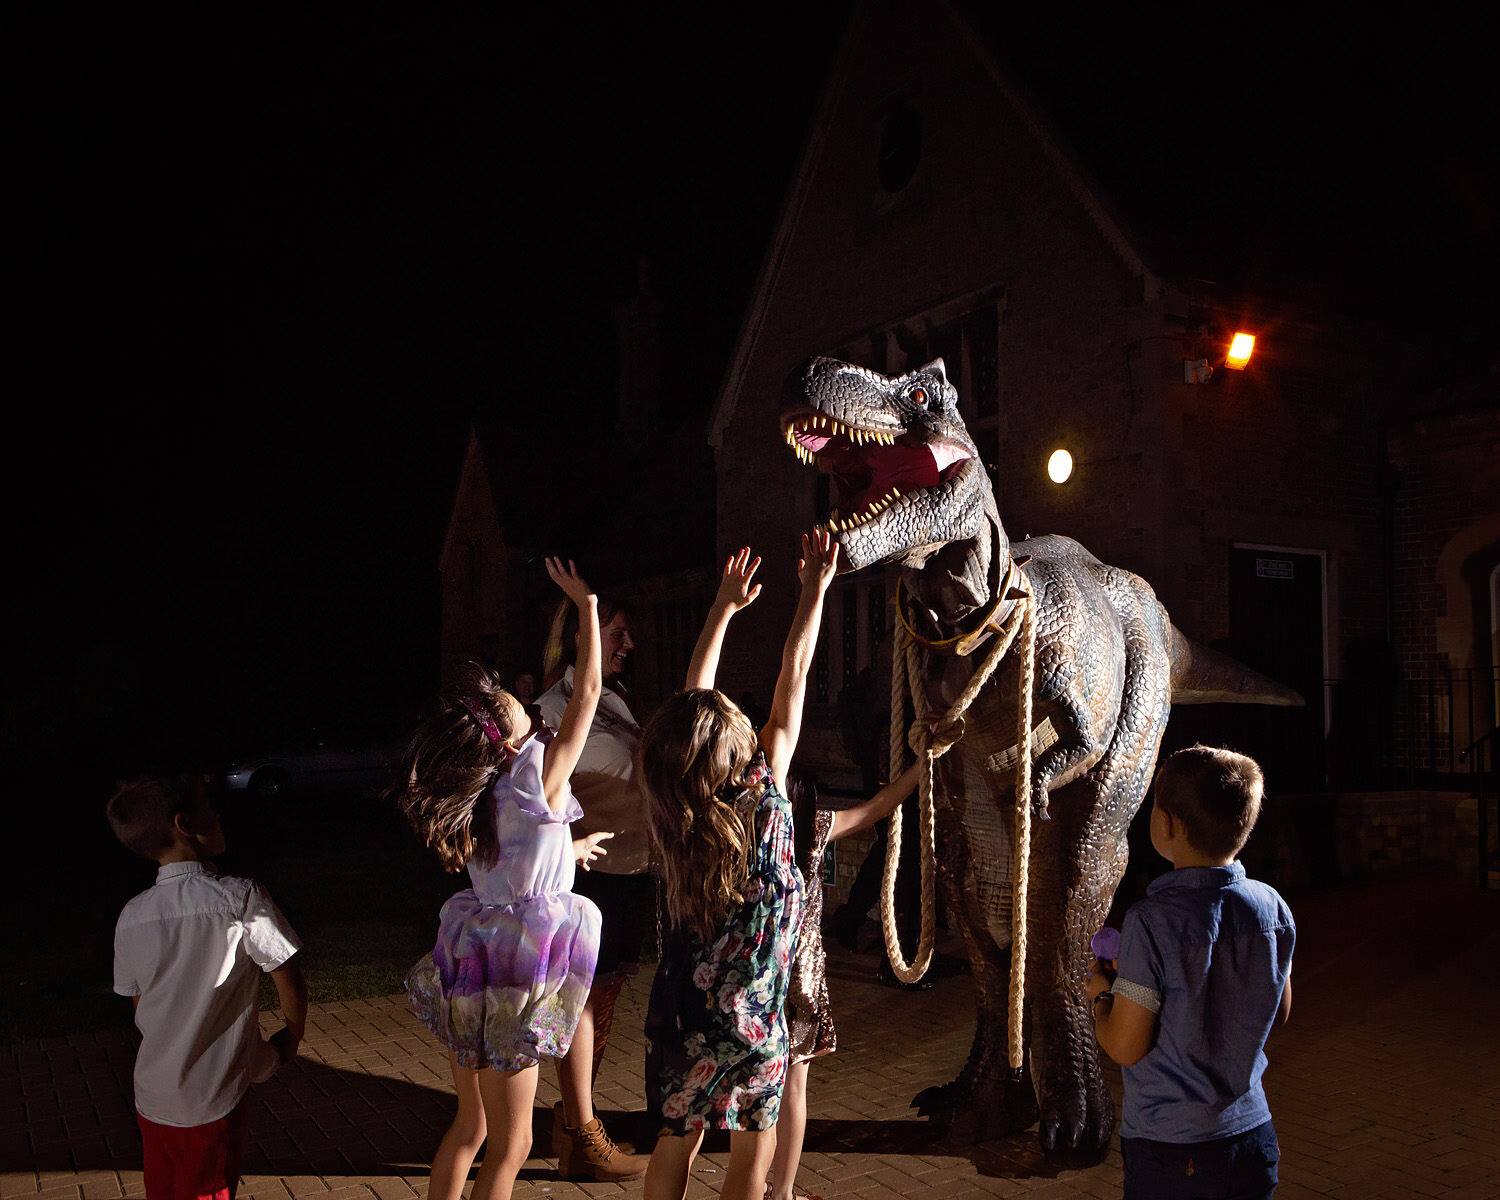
[911,762,1038,1143]
[1024,610,1170,1156]
[1023,773,1128,1158]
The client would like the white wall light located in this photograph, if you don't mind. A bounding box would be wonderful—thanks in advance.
[1048,449,1073,483]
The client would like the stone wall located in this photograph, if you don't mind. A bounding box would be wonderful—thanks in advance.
[821,788,1488,939]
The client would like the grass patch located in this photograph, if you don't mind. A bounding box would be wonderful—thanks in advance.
[4,786,461,1041]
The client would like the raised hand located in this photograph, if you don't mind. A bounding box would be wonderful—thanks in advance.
[797,528,839,595]
[715,546,763,613]
[574,830,614,871]
[545,557,594,608]
[541,557,602,814]
[686,547,762,689]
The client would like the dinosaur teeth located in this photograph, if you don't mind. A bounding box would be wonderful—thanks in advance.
[785,415,900,449]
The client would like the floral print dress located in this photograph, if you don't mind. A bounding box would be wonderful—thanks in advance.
[645,752,803,1132]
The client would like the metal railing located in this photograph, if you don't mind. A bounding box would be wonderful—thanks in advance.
[1326,667,1500,789]
[1460,726,1499,889]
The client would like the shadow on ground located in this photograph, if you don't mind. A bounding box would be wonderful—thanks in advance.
[23,1057,453,1175]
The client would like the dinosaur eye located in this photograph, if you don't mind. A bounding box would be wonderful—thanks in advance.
[911,387,928,407]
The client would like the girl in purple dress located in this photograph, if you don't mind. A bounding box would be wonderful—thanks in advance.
[396,558,643,1200]
[637,534,837,1200]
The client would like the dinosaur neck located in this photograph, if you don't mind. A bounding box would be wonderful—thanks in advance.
[902,512,1011,636]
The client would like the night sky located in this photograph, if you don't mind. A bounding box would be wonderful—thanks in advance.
[10,6,1493,784]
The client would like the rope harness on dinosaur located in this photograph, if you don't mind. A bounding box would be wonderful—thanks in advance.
[882,560,1036,1076]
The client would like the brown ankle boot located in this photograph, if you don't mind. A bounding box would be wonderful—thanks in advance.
[554,1109,649,1181]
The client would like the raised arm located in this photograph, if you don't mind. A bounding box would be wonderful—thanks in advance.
[827,760,923,842]
[685,547,762,690]
[541,558,601,811]
[761,530,838,785]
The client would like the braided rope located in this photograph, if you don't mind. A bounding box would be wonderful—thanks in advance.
[1007,600,1036,1075]
[879,626,936,982]
[880,578,1035,1024]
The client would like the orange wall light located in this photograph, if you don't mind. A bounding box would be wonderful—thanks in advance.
[1225,332,1256,370]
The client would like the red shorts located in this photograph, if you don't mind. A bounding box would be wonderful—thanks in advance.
[137,1099,250,1200]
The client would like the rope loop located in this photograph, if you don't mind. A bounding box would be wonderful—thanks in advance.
[881,569,1037,1040]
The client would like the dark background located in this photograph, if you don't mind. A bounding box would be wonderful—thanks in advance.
[8,5,1494,785]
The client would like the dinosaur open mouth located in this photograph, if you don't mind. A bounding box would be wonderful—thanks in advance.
[782,412,973,533]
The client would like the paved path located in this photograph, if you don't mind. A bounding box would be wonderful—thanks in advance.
[4,868,1498,1198]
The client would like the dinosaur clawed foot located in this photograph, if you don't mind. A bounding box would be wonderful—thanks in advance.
[1035,1076,1113,1162]
[911,1076,1039,1146]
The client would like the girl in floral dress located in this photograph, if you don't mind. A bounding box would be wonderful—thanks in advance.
[638,534,838,1200]
[396,558,644,1200]
[767,760,921,1200]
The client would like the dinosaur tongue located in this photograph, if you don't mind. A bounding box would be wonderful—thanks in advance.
[824,439,942,511]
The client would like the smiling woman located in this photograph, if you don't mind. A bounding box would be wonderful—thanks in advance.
[536,594,656,1130]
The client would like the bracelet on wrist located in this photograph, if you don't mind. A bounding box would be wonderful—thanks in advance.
[1092,990,1113,1011]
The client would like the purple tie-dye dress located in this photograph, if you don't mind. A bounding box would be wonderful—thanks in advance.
[406,727,601,1071]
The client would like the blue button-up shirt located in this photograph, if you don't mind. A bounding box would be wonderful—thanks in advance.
[1115,862,1295,1142]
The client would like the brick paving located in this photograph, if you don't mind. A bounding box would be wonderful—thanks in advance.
[3,868,1497,1198]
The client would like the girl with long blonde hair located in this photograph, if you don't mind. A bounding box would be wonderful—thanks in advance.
[637,533,838,1200]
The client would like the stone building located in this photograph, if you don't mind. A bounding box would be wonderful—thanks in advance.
[443,0,1498,888]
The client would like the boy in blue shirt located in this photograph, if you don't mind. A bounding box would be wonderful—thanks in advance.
[1089,745,1294,1199]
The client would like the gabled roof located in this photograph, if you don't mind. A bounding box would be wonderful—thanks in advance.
[708,0,1161,447]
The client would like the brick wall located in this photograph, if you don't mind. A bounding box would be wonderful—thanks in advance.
[1387,411,1500,769]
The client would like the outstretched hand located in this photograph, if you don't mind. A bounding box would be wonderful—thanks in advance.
[715,547,763,612]
[545,557,593,607]
[798,529,839,594]
[574,830,614,871]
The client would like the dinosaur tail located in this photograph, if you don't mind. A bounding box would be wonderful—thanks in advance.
[1168,626,1305,707]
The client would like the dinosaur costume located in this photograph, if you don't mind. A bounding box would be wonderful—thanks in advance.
[781,356,1300,1156]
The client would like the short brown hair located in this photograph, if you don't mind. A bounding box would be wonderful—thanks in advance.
[1155,744,1264,860]
[106,774,201,861]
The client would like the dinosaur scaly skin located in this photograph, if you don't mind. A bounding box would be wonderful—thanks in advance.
[782,356,1299,1157]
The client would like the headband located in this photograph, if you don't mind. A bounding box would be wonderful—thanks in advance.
[460,696,506,748]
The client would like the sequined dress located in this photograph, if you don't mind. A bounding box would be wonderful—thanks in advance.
[786,802,836,1064]
[406,728,600,1070]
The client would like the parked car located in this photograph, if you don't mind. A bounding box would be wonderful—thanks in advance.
[222,720,407,801]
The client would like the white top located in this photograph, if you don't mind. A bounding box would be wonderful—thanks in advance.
[537,666,650,874]
[113,861,300,1126]
[467,726,583,903]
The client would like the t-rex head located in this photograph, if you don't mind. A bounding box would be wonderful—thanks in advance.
[781,357,997,577]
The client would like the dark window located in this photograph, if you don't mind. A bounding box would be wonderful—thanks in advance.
[878,105,922,193]
[969,313,999,419]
